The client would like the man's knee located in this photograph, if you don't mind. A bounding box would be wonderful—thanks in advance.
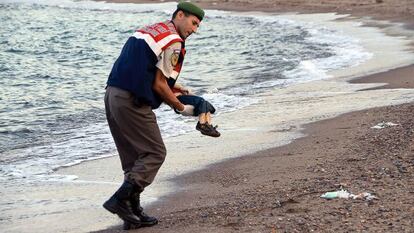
[142,143,167,167]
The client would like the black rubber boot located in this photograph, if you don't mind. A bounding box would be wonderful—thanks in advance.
[103,181,141,226]
[123,192,158,230]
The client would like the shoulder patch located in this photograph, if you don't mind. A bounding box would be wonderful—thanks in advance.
[171,49,180,66]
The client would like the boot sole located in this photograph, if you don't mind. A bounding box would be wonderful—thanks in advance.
[123,220,158,230]
[141,219,158,226]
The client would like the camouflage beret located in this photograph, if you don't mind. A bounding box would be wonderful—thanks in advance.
[177,2,205,21]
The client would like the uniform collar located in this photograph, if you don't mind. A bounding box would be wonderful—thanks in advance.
[170,20,186,41]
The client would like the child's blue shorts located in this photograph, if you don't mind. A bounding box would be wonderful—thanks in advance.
[176,95,216,116]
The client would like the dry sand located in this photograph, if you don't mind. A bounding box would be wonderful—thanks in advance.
[86,1,414,232]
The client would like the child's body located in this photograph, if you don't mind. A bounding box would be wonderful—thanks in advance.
[172,84,220,137]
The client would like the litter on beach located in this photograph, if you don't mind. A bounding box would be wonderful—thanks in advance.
[320,189,377,201]
[371,121,399,129]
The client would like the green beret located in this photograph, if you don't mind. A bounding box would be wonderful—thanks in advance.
[177,2,205,21]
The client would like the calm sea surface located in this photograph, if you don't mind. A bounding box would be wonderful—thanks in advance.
[0,0,371,184]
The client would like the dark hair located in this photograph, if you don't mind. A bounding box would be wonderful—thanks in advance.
[172,9,191,20]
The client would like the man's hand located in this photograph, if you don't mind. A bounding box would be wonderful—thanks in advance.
[177,105,194,116]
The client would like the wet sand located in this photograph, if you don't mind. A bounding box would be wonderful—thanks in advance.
[350,65,414,90]
[87,1,414,232]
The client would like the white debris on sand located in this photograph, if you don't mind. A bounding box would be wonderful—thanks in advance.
[321,189,378,201]
[371,121,399,129]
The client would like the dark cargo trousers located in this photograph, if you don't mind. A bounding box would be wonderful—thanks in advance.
[104,86,166,190]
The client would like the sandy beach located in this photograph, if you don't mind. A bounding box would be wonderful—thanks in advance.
[2,0,413,233]
[92,66,414,233]
[89,1,414,232]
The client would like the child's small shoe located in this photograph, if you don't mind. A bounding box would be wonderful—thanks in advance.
[196,122,221,137]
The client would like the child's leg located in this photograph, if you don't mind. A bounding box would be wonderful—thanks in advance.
[176,95,219,137]
[199,113,207,124]
[196,112,220,137]
[205,112,212,125]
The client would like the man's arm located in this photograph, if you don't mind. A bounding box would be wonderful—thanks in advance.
[153,68,185,111]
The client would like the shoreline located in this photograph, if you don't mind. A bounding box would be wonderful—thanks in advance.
[90,1,414,232]
[2,1,413,232]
